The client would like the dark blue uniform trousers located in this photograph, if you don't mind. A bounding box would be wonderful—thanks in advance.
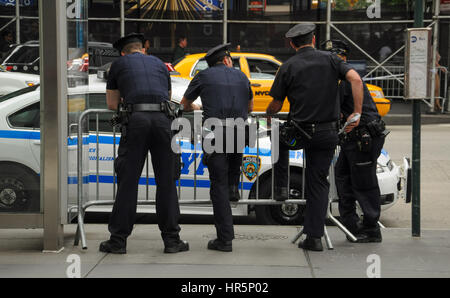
[206,152,242,242]
[275,130,339,238]
[335,135,385,230]
[109,112,181,247]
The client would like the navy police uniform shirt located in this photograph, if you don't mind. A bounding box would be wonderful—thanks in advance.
[106,52,171,104]
[269,47,353,124]
[184,64,253,120]
[339,79,380,124]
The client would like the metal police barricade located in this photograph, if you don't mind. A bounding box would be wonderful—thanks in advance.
[73,110,354,249]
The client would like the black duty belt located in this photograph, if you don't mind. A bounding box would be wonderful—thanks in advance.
[298,121,338,133]
[127,103,163,112]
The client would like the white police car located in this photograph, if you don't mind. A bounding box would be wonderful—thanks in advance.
[0,74,408,224]
[0,71,39,96]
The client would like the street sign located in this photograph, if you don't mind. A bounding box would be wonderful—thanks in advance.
[405,28,432,100]
[441,0,450,13]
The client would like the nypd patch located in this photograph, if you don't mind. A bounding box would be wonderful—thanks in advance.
[242,156,261,181]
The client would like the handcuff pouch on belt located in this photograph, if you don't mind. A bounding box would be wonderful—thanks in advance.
[161,101,184,120]
[342,119,389,153]
[279,120,312,150]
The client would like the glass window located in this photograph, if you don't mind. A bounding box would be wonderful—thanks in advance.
[3,45,39,64]
[191,59,209,77]
[247,58,279,79]
[190,58,240,77]
[8,102,40,129]
[125,0,223,20]
[20,19,39,43]
[125,22,223,62]
[330,23,407,64]
[228,0,326,21]
[331,0,428,21]
[20,0,39,17]
[86,93,112,133]
[88,21,121,44]
[89,0,121,18]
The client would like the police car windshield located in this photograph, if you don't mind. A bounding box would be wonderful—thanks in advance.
[0,85,40,103]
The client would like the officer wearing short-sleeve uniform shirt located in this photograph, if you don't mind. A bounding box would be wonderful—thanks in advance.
[99,33,189,254]
[325,40,386,243]
[181,44,253,252]
[266,23,364,252]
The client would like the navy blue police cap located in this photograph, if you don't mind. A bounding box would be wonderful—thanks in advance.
[113,33,145,52]
[322,39,350,56]
[205,43,232,67]
[285,23,316,39]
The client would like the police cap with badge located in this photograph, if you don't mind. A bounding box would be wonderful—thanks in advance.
[285,23,316,39]
[322,39,350,57]
[204,43,232,67]
[113,33,145,52]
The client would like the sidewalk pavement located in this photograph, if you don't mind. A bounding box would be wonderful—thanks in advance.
[1,224,449,278]
[383,100,450,125]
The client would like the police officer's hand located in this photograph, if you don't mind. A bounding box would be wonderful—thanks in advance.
[345,113,360,133]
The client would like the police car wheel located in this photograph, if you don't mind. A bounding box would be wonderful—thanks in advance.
[0,165,40,212]
[255,172,305,225]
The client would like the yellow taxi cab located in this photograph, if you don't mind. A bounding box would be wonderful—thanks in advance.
[173,52,391,116]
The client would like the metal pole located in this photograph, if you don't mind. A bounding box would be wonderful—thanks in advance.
[223,0,228,43]
[146,155,149,201]
[256,116,260,200]
[430,0,440,112]
[326,0,331,40]
[15,0,20,44]
[40,0,67,252]
[113,126,116,200]
[120,0,125,37]
[0,17,17,33]
[96,114,99,201]
[412,0,423,237]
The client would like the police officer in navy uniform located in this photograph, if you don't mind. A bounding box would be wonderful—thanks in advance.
[180,44,253,252]
[99,33,189,254]
[266,23,364,251]
[325,40,386,243]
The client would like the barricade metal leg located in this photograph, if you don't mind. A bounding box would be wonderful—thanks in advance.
[291,227,304,244]
[323,226,333,250]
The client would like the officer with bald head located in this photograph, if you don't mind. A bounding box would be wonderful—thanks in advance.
[181,44,253,252]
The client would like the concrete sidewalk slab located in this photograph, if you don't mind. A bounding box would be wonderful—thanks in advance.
[306,228,450,278]
[1,225,450,278]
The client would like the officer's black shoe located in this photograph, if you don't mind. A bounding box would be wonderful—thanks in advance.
[99,240,126,254]
[207,239,232,252]
[298,237,323,252]
[347,227,382,243]
[229,185,240,202]
[164,240,190,253]
[274,187,289,201]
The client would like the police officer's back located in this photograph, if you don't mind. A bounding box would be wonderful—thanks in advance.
[181,44,253,252]
[100,33,188,254]
[266,23,364,252]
